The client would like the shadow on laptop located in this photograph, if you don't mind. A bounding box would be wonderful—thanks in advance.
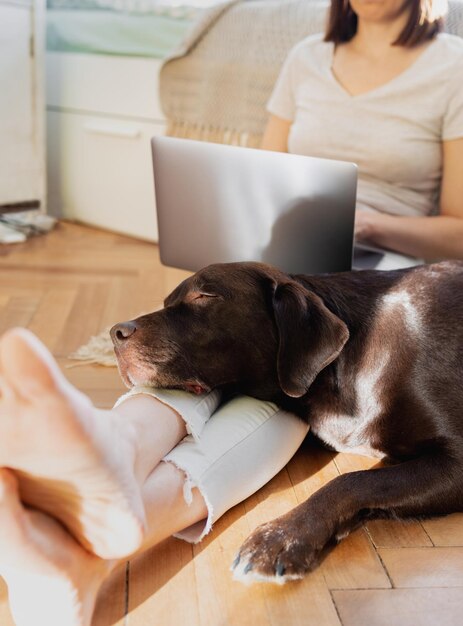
[262,198,354,275]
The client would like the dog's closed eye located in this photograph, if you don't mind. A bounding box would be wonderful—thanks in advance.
[187,292,218,303]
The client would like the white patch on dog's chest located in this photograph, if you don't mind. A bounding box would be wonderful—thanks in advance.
[312,417,386,458]
[311,287,422,459]
[311,352,389,459]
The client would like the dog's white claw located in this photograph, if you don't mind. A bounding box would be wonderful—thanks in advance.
[231,553,240,570]
[275,561,285,577]
[232,554,301,586]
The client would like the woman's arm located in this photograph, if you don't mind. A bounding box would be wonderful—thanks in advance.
[261,114,291,152]
[355,138,463,261]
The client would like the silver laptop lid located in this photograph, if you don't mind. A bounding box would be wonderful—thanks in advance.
[152,137,357,275]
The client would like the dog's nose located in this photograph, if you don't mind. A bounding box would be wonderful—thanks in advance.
[110,321,137,346]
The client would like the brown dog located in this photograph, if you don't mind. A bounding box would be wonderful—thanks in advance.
[111,260,463,583]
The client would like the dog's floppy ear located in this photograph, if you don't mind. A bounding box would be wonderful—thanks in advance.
[273,281,349,398]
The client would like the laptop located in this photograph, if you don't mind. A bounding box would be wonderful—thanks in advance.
[151,137,357,275]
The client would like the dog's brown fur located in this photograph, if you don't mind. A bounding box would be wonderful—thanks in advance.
[111,261,463,581]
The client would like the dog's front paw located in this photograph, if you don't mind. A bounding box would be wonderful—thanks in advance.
[231,517,324,585]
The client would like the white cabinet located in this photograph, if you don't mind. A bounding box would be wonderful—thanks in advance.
[0,0,45,210]
[47,110,163,241]
[46,53,165,242]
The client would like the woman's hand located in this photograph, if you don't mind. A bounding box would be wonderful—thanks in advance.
[354,210,391,244]
[355,138,463,260]
[354,209,463,261]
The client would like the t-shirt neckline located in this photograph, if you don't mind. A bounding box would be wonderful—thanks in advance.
[326,36,439,100]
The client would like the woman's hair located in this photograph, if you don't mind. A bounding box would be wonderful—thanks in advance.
[324,0,448,47]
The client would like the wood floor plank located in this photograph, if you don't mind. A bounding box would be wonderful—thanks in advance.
[192,505,271,626]
[53,282,111,357]
[286,438,339,501]
[0,262,136,278]
[98,276,148,331]
[366,519,433,548]
[59,360,124,391]
[379,547,463,587]
[322,528,391,590]
[0,294,41,334]
[244,467,299,528]
[263,569,341,626]
[0,294,10,308]
[422,514,463,547]
[60,361,125,408]
[27,289,78,351]
[92,562,127,626]
[332,588,463,626]
[128,538,199,626]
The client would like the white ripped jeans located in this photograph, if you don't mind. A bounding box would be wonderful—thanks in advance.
[115,387,309,543]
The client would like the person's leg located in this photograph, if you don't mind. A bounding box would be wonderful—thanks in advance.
[0,328,211,559]
[0,328,308,624]
[0,469,111,626]
[0,464,206,626]
[162,395,310,545]
[0,397,308,626]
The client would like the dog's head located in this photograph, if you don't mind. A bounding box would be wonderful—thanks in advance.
[111,262,349,400]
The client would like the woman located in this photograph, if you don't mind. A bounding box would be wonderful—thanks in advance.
[263,0,463,266]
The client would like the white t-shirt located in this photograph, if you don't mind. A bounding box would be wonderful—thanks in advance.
[267,33,463,218]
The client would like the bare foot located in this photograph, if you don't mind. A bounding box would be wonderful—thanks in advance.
[0,469,114,626]
[0,328,146,559]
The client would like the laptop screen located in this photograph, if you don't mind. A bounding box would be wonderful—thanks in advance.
[152,137,357,275]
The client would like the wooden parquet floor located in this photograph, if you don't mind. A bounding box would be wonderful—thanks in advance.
[0,222,462,626]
